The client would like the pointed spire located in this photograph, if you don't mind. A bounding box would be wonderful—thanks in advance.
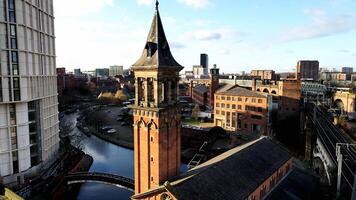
[155,0,159,10]
[132,1,183,71]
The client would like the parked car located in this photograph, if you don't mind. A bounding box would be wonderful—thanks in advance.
[117,117,123,121]
[100,126,112,132]
[107,129,117,134]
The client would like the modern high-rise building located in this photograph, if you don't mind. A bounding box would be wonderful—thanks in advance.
[0,0,59,185]
[109,65,123,77]
[200,53,208,75]
[296,60,319,81]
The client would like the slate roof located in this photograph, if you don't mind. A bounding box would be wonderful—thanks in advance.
[132,4,183,71]
[193,84,208,94]
[215,84,237,93]
[168,137,292,200]
[216,86,267,98]
[264,167,319,200]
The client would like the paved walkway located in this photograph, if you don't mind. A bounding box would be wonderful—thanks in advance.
[83,106,134,149]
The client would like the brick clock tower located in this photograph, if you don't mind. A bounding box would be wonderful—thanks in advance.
[130,0,183,195]
[209,65,220,107]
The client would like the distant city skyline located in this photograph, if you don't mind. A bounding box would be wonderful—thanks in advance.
[54,0,356,73]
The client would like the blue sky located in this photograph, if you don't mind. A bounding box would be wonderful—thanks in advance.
[53,0,356,73]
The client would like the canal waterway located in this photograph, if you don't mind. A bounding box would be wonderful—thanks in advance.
[62,111,188,200]
[62,112,134,200]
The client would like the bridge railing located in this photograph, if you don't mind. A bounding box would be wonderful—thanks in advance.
[65,172,134,189]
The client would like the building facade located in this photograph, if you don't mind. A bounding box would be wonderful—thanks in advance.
[189,66,220,108]
[0,0,59,185]
[342,67,353,74]
[95,68,109,78]
[214,86,269,135]
[109,65,123,77]
[192,65,204,78]
[296,60,319,81]
[131,1,183,196]
[132,138,294,200]
[352,74,356,82]
[277,80,301,117]
[251,70,276,81]
[320,72,347,81]
[74,68,81,77]
[192,84,208,106]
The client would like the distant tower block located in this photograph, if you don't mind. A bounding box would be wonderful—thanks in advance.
[130,0,184,195]
[200,53,209,75]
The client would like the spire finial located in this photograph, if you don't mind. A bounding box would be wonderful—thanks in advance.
[155,0,159,10]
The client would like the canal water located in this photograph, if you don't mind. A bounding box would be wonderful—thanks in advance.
[63,112,187,200]
[75,134,134,200]
[62,112,134,199]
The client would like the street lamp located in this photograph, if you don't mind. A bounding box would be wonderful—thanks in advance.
[336,143,356,199]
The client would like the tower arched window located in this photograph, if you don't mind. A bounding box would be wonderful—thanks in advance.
[147,78,154,104]
[138,78,145,105]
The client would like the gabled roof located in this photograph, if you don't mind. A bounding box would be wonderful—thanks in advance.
[132,2,183,71]
[264,167,319,200]
[216,86,267,98]
[132,137,293,200]
[167,137,292,200]
[215,84,237,93]
[193,84,208,94]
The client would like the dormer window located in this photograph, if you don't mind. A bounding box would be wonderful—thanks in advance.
[148,48,152,57]
[146,42,157,58]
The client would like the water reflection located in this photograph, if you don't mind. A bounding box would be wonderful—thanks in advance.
[64,112,134,199]
[77,183,133,200]
[65,112,187,200]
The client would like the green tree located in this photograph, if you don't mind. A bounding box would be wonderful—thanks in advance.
[115,90,128,102]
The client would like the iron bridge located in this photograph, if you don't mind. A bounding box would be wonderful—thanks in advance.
[65,172,134,192]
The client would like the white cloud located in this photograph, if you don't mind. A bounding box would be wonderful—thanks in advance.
[280,10,356,42]
[55,17,147,70]
[187,28,242,41]
[178,0,211,8]
[304,8,325,18]
[53,0,156,70]
[137,0,153,6]
[170,42,186,49]
[219,49,230,55]
[188,30,221,40]
[337,49,350,53]
[53,0,113,17]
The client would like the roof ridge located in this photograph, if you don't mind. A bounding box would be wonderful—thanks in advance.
[171,137,267,186]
